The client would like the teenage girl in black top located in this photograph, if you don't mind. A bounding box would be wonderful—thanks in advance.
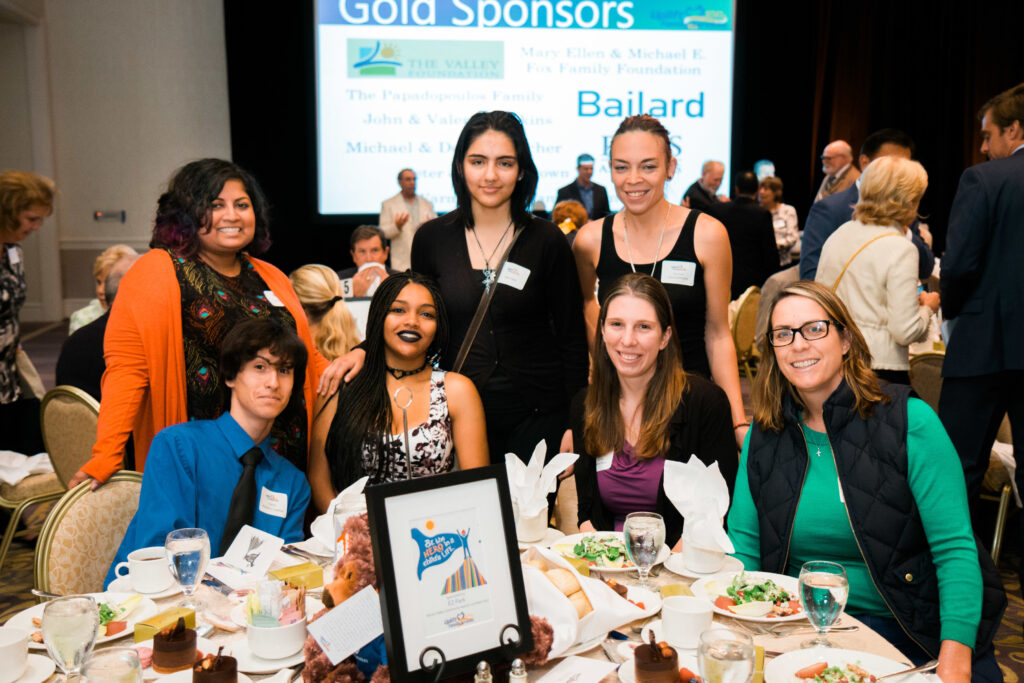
[572,115,749,447]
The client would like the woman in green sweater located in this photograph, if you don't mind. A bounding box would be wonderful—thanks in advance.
[727,281,1004,683]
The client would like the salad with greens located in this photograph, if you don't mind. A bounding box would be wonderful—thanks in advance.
[727,572,791,605]
[793,661,876,682]
[563,535,634,568]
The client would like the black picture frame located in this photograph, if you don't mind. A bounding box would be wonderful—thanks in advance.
[366,464,533,682]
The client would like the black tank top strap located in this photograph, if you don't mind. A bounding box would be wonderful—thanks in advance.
[598,213,617,267]
[671,208,701,260]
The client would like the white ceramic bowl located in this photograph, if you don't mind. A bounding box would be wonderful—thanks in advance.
[245,617,307,660]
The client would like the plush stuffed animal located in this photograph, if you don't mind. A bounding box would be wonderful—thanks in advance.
[302,513,554,682]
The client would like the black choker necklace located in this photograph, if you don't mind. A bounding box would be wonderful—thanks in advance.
[387,361,428,379]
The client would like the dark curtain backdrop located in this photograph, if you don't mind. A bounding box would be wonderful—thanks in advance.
[224,0,1024,272]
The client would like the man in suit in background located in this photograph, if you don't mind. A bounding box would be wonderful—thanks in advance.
[708,171,778,300]
[799,129,934,281]
[555,153,610,220]
[938,83,1024,556]
[814,139,860,202]
[682,160,728,212]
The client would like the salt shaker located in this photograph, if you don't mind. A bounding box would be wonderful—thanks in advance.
[474,661,492,683]
[508,658,527,683]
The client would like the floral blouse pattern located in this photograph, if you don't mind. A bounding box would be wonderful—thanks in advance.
[0,244,26,404]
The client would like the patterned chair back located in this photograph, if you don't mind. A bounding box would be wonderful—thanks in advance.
[40,386,101,488]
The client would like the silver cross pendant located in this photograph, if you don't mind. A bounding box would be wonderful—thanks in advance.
[482,268,495,292]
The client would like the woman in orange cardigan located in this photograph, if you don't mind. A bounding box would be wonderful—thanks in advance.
[69,159,328,488]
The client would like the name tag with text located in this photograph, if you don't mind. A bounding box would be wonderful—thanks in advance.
[498,262,531,290]
[259,486,288,518]
[661,260,696,287]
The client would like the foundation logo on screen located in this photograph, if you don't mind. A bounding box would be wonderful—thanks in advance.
[348,39,504,78]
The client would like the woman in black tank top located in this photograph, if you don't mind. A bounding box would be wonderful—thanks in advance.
[572,115,749,448]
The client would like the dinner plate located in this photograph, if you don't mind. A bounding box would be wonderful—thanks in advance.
[229,639,305,673]
[690,571,806,623]
[159,671,253,683]
[764,647,928,683]
[626,584,662,619]
[560,633,605,657]
[108,575,182,600]
[663,551,744,580]
[10,654,55,683]
[549,532,671,574]
[136,637,220,679]
[292,537,333,558]
[229,596,325,629]
[518,527,565,550]
[7,592,159,649]
[616,650,699,683]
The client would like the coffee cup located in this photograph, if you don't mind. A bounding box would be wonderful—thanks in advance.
[661,596,713,650]
[0,627,29,683]
[114,546,173,594]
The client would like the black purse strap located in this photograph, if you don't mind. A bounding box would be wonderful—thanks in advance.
[452,225,525,373]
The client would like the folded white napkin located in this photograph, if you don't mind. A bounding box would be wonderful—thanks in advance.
[0,450,53,485]
[505,441,578,517]
[664,455,735,553]
[310,476,369,549]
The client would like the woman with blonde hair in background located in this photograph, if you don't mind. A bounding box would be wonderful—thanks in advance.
[289,264,361,360]
[68,244,139,334]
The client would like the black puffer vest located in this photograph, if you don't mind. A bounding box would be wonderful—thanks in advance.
[747,380,1006,658]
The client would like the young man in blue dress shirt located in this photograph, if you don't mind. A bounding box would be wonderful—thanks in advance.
[105,319,311,587]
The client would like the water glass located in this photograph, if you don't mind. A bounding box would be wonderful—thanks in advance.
[622,511,665,590]
[697,626,755,683]
[165,528,211,611]
[798,560,849,648]
[42,596,99,681]
[82,647,143,682]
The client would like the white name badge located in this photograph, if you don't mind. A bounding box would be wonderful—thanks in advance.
[595,451,614,473]
[6,247,20,265]
[258,486,288,518]
[661,260,696,287]
[263,290,285,307]
[497,262,531,290]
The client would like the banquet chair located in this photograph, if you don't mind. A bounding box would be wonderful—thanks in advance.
[731,286,760,382]
[0,469,64,574]
[33,471,143,597]
[40,385,101,488]
[907,351,945,412]
[553,474,580,536]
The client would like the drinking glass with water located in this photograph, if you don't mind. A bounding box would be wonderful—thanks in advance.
[165,528,211,611]
[698,625,755,683]
[42,595,99,682]
[798,559,849,648]
[623,511,665,590]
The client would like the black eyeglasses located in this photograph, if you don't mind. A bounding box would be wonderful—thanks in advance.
[768,320,841,347]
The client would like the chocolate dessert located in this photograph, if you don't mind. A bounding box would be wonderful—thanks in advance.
[634,631,679,683]
[193,649,238,683]
[152,617,198,674]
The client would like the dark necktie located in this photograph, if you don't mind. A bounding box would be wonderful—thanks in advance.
[220,446,264,555]
[824,174,838,193]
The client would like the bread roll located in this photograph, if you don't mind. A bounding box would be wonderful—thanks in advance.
[525,559,548,572]
[545,568,581,596]
[568,589,593,618]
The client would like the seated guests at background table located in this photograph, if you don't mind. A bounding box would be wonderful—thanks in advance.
[707,170,779,300]
[562,273,735,548]
[56,251,138,401]
[814,139,860,202]
[681,159,728,211]
[555,153,610,220]
[727,281,1005,683]
[69,159,327,490]
[816,156,939,385]
[757,176,799,267]
[800,129,934,281]
[309,272,488,511]
[573,116,748,447]
[68,244,137,334]
[289,264,361,360]
[379,168,436,272]
[551,199,588,246]
[105,319,311,586]
[336,225,397,298]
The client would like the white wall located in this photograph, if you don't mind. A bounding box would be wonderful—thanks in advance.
[1,0,232,320]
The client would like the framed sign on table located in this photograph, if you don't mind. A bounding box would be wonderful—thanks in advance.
[366,465,532,682]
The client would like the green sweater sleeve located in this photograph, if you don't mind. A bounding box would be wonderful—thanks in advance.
[906,398,982,649]
[726,429,762,570]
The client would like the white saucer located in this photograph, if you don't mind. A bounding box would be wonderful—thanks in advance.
[136,637,219,679]
[10,655,55,683]
[108,575,182,599]
[229,638,305,673]
[518,527,565,550]
[159,671,253,683]
[616,648,699,683]
[663,552,744,579]
[640,619,699,653]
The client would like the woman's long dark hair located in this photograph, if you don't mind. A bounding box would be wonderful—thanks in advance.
[324,272,449,490]
[450,111,539,229]
[150,158,271,259]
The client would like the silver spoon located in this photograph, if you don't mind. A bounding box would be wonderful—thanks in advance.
[874,659,939,680]
[31,588,61,600]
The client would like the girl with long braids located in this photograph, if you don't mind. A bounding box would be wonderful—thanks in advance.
[307,272,488,511]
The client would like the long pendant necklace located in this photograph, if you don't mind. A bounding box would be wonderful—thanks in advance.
[469,220,513,292]
[623,204,671,277]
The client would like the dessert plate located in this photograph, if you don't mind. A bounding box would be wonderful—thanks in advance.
[765,648,928,683]
[229,639,305,674]
[135,636,220,680]
[8,592,158,649]
[690,571,806,623]
[663,551,744,580]
[10,654,55,683]
[160,670,253,683]
[550,532,670,574]
[616,650,699,683]
[639,619,698,653]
